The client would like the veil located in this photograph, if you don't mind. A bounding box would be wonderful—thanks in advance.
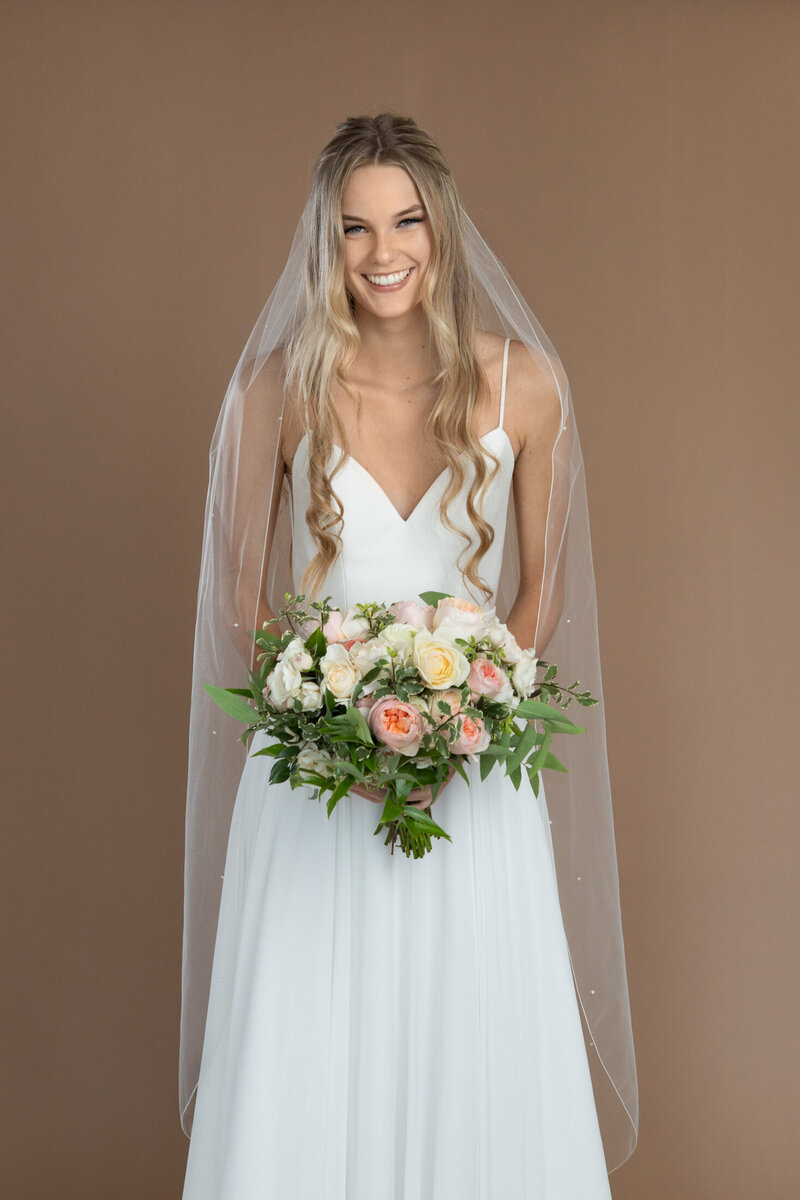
[180,188,639,1173]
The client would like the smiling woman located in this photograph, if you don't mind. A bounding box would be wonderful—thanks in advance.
[341,168,432,304]
[180,112,638,1199]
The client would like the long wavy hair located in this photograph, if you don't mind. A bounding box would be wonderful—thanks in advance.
[284,112,501,602]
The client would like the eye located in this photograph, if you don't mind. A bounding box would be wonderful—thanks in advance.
[343,224,365,235]
[398,216,423,227]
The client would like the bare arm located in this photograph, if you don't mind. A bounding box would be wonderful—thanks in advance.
[220,351,290,669]
[504,342,569,657]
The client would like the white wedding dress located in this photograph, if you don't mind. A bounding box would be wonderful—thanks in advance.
[181,341,612,1198]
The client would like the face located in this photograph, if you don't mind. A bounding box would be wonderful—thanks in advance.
[340,164,433,321]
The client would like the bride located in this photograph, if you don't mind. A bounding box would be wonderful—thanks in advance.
[180,113,638,1198]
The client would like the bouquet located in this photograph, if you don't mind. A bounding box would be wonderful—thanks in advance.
[205,591,597,859]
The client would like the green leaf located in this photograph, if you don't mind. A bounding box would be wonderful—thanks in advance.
[527,727,553,774]
[360,663,388,684]
[508,764,522,791]
[203,684,257,724]
[302,627,325,658]
[417,589,450,606]
[479,751,495,782]
[269,758,292,784]
[326,774,352,814]
[450,758,470,785]
[542,751,568,773]
[515,698,585,734]
[403,808,452,840]
[505,720,540,776]
[515,698,571,722]
[345,704,374,745]
[250,743,283,758]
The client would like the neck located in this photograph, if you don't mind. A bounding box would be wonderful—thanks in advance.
[351,304,438,386]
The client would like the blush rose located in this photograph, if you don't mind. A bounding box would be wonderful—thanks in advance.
[467,656,514,704]
[451,713,491,756]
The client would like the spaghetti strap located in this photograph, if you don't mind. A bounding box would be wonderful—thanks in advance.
[499,336,510,430]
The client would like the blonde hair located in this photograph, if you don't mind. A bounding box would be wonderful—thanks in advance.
[284,112,500,602]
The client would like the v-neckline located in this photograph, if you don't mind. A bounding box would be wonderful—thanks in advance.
[331,426,511,525]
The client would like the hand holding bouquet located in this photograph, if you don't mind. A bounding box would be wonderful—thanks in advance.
[206,591,597,859]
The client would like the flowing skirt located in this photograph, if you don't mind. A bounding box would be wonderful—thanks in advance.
[181,732,612,1199]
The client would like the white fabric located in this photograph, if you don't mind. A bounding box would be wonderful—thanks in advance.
[181,349,613,1197]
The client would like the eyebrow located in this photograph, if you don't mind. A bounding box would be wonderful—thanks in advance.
[341,205,425,221]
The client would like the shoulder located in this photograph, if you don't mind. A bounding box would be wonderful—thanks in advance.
[503,338,566,457]
[473,329,507,378]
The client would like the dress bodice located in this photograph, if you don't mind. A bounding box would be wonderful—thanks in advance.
[289,338,514,611]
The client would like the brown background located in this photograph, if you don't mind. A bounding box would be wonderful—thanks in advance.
[2,1,798,1196]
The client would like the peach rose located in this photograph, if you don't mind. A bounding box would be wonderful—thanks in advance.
[368,696,424,756]
[467,656,514,704]
[433,596,490,641]
[430,688,464,724]
[451,713,491,756]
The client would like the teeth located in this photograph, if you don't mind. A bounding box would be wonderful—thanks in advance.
[366,268,412,285]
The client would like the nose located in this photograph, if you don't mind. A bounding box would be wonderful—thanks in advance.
[370,227,399,265]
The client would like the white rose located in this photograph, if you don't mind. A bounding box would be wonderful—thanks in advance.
[296,745,333,778]
[350,637,391,676]
[378,622,417,663]
[320,642,360,703]
[283,635,314,671]
[485,616,506,648]
[297,680,323,711]
[485,615,525,664]
[265,656,303,709]
[340,607,371,639]
[512,651,539,697]
[502,629,525,665]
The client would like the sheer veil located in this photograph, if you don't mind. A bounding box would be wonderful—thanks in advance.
[180,184,639,1173]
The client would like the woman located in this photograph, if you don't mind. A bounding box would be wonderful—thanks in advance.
[181,114,638,1197]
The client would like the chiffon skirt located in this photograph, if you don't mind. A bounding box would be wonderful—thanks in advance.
[181,732,612,1199]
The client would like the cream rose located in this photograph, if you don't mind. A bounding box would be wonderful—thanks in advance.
[320,643,360,703]
[412,630,470,690]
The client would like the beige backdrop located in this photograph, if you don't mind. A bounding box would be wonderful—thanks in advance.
[2,1,798,1196]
